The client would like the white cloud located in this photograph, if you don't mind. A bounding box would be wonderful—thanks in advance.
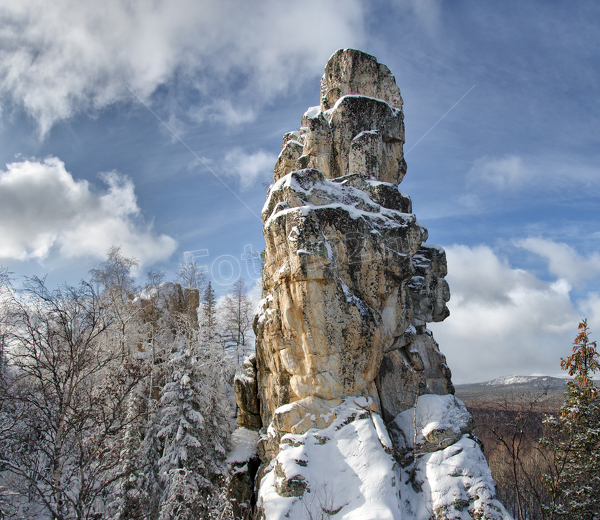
[466,153,600,195]
[0,157,177,264]
[467,155,530,190]
[405,0,442,36]
[429,244,581,383]
[0,0,364,136]
[224,148,277,190]
[457,192,482,211]
[517,237,600,288]
[579,292,600,336]
[191,100,257,127]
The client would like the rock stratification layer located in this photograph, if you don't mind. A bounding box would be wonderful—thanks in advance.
[230,49,510,520]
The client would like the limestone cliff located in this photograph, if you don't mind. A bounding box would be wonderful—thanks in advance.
[229,49,510,520]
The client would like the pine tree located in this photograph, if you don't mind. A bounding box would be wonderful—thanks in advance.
[542,319,600,519]
[108,389,161,520]
[155,317,233,519]
[201,282,218,341]
[156,339,206,519]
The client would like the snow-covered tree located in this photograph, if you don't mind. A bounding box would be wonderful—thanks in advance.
[155,315,233,519]
[219,278,254,364]
[0,267,10,404]
[200,282,218,342]
[89,245,141,359]
[542,319,600,519]
[176,261,206,292]
[110,393,163,520]
[0,276,146,519]
[113,306,233,520]
[110,277,185,519]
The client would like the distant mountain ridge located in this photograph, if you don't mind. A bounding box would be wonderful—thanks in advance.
[485,375,567,387]
[458,375,569,390]
[455,375,600,410]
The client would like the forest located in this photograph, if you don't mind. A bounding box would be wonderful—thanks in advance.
[0,247,254,519]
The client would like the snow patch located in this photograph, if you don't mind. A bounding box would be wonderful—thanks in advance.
[226,427,259,464]
[371,412,393,451]
[262,169,415,232]
[303,106,321,119]
[339,277,371,318]
[326,94,401,120]
[411,435,508,519]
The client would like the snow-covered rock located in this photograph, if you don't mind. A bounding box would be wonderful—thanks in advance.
[256,397,508,520]
[226,428,261,518]
[257,398,402,520]
[230,48,510,519]
[320,48,404,112]
[393,394,473,453]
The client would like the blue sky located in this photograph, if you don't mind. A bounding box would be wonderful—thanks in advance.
[1,0,599,382]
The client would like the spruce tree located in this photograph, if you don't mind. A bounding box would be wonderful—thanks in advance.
[201,281,218,341]
[155,316,232,519]
[542,319,600,519]
[156,339,206,519]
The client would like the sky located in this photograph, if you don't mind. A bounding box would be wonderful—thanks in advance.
[0,0,599,383]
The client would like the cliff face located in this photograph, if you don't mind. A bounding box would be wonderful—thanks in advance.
[230,49,510,520]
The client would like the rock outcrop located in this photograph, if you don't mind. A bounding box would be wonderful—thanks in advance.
[228,49,510,519]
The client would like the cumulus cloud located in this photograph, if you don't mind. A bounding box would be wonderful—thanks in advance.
[0,157,177,264]
[0,0,364,135]
[429,244,581,383]
[516,237,600,288]
[579,292,600,335]
[223,148,277,190]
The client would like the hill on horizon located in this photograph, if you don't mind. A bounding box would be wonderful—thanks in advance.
[454,375,586,412]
